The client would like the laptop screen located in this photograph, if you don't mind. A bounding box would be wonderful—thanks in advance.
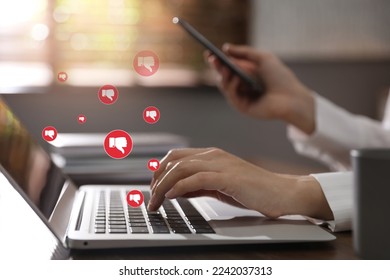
[0,98,67,219]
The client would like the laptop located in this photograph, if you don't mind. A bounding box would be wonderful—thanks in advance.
[0,97,335,250]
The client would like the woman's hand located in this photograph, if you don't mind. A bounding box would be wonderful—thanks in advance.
[207,44,316,134]
[148,148,333,221]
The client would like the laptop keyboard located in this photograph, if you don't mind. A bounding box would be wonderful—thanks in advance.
[94,190,215,234]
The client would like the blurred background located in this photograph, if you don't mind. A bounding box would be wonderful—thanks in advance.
[1,0,390,173]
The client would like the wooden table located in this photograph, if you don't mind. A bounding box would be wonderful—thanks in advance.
[71,231,358,260]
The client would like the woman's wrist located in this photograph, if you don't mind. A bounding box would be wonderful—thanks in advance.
[292,175,334,221]
[283,86,316,135]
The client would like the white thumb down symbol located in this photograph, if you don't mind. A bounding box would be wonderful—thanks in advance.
[44,130,55,139]
[109,137,127,154]
[146,110,157,120]
[102,89,115,101]
[129,194,141,204]
[137,56,155,72]
[149,161,158,169]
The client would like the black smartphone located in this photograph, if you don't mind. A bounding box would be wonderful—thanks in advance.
[173,16,264,99]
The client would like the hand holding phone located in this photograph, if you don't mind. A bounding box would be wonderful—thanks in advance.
[173,17,264,100]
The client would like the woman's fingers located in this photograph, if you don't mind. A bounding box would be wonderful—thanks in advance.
[151,148,213,187]
[222,43,262,63]
[165,172,230,199]
[148,170,228,211]
[149,149,224,210]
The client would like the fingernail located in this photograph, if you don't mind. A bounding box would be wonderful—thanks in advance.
[147,197,155,210]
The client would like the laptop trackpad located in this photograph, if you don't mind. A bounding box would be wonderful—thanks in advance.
[191,197,264,220]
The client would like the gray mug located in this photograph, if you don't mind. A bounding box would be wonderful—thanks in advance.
[351,149,390,259]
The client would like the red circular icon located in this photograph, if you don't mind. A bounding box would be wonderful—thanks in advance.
[42,126,58,142]
[147,159,160,171]
[98,84,119,105]
[77,114,87,124]
[103,130,133,159]
[57,72,68,82]
[126,190,144,208]
[133,50,160,76]
[143,106,160,124]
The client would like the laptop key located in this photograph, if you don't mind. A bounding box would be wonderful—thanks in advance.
[186,216,207,221]
[187,221,210,227]
[127,208,143,213]
[130,222,148,227]
[149,221,166,226]
[130,227,149,234]
[128,212,143,216]
[148,217,165,222]
[152,226,170,234]
[108,228,127,234]
[110,211,124,215]
[128,217,145,222]
[165,213,182,218]
[108,217,125,221]
[172,228,192,234]
[166,217,187,223]
[108,220,126,225]
[193,227,215,234]
[94,224,106,229]
[108,224,127,229]
[169,223,190,229]
[129,218,147,223]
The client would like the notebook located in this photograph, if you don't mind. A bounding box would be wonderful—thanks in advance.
[0,97,335,250]
[49,132,189,184]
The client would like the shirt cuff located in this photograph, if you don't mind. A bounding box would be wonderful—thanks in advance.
[310,172,353,232]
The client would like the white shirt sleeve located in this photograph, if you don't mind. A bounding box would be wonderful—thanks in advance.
[310,172,353,232]
[287,92,390,231]
[288,94,390,171]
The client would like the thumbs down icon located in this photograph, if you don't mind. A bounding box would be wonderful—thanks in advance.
[133,50,159,77]
[98,85,118,105]
[109,137,127,154]
[102,89,115,101]
[137,56,155,72]
[126,190,144,208]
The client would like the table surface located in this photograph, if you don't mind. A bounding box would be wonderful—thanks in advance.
[71,231,357,260]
